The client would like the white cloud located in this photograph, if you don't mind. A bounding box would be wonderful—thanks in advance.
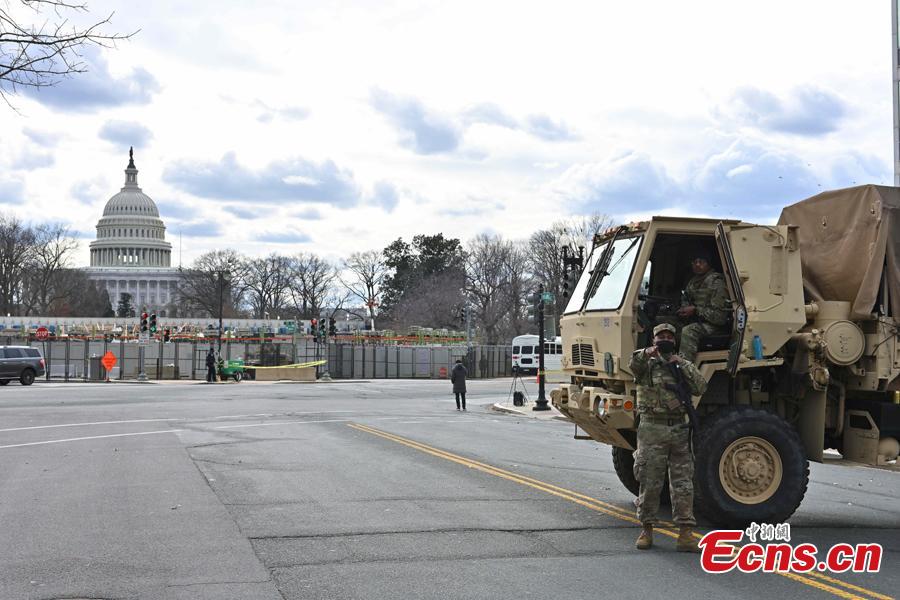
[283,175,320,186]
[0,0,890,268]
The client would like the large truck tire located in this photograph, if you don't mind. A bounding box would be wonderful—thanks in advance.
[611,446,640,496]
[695,406,808,527]
[611,446,670,505]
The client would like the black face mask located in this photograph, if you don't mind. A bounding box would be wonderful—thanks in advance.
[655,340,676,355]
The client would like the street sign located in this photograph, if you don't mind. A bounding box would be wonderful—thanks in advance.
[101,351,117,371]
[35,326,50,341]
[138,336,150,346]
[541,292,555,303]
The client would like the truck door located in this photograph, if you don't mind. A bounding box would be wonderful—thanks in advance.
[714,222,748,376]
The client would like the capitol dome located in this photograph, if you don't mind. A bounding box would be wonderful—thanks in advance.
[102,188,160,217]
[89,148,172,268]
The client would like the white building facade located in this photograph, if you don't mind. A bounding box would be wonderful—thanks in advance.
[85,150,181,315]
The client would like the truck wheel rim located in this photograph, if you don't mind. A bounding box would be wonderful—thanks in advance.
[718,436,782,504]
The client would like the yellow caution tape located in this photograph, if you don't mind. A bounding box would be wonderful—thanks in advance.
[249,360,327,370]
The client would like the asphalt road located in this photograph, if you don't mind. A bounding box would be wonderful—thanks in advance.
[0,379,896,600]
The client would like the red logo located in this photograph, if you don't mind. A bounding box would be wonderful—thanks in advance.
[699,525,882,574]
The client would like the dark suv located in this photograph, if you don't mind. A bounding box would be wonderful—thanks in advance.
[0,346,46,386]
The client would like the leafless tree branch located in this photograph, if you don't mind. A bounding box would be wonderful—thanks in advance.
[0,0,137,104]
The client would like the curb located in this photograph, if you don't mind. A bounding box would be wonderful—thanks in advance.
[490,402,569,421]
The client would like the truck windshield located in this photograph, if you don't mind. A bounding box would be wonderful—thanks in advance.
[564,235,643,313]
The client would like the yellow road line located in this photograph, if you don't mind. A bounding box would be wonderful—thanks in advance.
[348,423,652,530]
[350,423,888,600]
[803,572,894,600]
[355,425,640,519]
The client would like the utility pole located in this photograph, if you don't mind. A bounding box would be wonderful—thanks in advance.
[533,284,550,411]
[137,309,148,382]
[465,298,471,349]
[217,272,225,355]
[893,0,900,185]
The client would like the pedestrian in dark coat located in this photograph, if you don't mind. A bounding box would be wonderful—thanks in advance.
[206,348,217,383]
[451,359,467,410]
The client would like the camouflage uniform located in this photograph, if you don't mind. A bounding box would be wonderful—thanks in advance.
[679,270,731,361]
[629,343,708,527]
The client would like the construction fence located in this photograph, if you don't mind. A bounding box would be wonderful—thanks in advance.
[1,336,514,381]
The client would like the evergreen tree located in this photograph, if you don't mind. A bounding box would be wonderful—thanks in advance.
[116,293,135,318]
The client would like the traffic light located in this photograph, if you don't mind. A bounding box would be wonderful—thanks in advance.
[163,328,171,342]
[140,312,148,333]
[149,313,157,334]
[561,245,584,299]
[526,292,543,324]
[562,269,579,298]
[319,320,326,339]
[329,317,337,336]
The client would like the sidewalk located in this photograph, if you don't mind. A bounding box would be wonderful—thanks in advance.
[491,397,568,421]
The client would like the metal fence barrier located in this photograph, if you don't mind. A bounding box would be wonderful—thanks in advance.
[0,336,513,381]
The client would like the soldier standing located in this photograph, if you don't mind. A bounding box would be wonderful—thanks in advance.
[629,323,708,551]
[676,251,731,362]
[205,347,217,383]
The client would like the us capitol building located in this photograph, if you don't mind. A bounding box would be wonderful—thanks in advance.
[84,149,181,315]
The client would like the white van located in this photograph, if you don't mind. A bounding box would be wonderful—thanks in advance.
[511,334,562,375]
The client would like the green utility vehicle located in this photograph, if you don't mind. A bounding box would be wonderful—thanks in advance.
[218,358,246,382]
[551,185,900,527]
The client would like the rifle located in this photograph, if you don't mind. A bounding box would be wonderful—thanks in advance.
[663,361,701,434]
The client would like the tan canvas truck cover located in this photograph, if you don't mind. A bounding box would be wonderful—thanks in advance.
[777,184,900,320]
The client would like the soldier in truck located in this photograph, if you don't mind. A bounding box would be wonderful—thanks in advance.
[675,249,731,362]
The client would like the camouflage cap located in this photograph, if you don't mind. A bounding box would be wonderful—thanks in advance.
[653,323,677,336]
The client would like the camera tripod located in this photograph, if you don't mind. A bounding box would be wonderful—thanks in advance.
[507,368,530,406]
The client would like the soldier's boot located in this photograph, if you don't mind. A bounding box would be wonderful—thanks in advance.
[635,525,653,550]
[676,527,701,553]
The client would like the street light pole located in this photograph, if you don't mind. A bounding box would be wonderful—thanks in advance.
[465,297,471,349]
[218,272,224,355]
[215,270,231,355]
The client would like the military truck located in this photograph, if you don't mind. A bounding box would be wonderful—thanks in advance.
[550,184,900,527]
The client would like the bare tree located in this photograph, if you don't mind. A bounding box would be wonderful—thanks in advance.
[341,250,387,329]
[288,253,335,319]
[563,213,612,253]
[49,270,113,316]
[501,240,532,338]
[465,233,529,344]
[21,222,79,314]
[528,213,612,326]
[0,215,35,314]
[244,253,291,319]
[1,0,136,105]
[177,249,248,318]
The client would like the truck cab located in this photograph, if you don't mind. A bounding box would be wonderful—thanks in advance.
[551,216,827,526]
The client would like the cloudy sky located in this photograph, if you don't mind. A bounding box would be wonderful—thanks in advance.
[0,0,892,267]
